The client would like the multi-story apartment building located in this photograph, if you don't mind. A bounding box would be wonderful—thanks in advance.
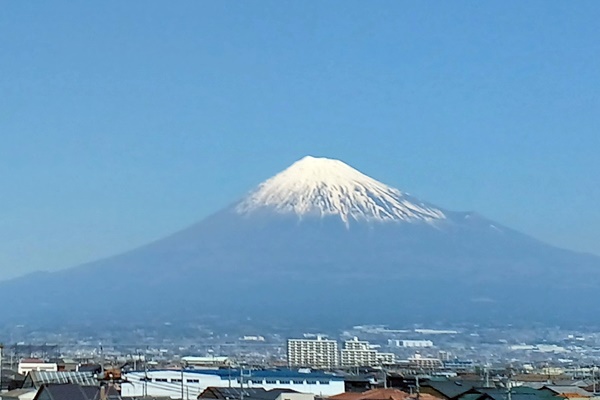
[408,353,443,369]
[340,337,395,367]
[287,336,339,369]
[389,339,434,348]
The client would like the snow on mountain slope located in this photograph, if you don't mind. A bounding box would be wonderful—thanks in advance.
[235,156,446,225]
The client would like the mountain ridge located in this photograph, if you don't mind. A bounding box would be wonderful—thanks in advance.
[0,156,598,327]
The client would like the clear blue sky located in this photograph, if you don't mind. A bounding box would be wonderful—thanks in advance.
[1,1,599,280]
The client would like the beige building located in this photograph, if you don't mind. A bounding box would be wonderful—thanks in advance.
[340,337,395,367]
[287,336,339,369]
[17,359,58,375]
[407,353,443,369]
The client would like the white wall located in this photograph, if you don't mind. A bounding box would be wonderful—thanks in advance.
[121,371,344,399]
[276,393,315,400]
[18,363,58,375]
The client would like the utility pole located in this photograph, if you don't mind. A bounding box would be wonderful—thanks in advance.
[416,375,420,395]
[240,368,251,400]
[240,369,244,400]
[0,343,4,394]
[144,356,148,398]
[99,343,104,378]
[180,364,184,400]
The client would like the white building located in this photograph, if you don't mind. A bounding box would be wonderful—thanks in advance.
[181,356,230,369]
[240,336,266,342]
[17,359,58,375]
[121,369,345,399]
[391,340,434,348]
[287,336,339,369]
[340,337,395,367]
[407,354,443,369]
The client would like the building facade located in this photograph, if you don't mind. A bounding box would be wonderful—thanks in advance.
[390,340,434,348]
[407,354,443,369]
[340,338,395,367]
[287,337,339,369]
[121,369,345,399]
[17,359,58,375]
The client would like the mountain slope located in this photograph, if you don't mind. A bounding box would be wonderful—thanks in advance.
[0,156,598,327]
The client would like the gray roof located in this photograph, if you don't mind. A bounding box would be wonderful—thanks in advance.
[199,387,299,400]
[33,384,122,400]
[469,387,563,400]
[23,372,98,389]
[552,380,591,388]
[542,386,593,396]
[423,380,485,399]
[34,384,97,400]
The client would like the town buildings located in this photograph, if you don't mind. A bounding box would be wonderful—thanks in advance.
[287,337,394,369]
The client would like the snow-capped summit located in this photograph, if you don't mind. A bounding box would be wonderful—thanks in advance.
[235,155,446,225]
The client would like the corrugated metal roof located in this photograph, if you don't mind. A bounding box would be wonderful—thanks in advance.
[25,371,98,388]
[147,369,343,381]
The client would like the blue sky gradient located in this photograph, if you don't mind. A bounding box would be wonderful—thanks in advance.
[1,1,599,279]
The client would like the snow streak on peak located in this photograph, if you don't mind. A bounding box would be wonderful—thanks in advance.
[235,156,446,225]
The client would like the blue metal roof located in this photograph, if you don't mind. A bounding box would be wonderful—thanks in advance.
[140,369,343,381]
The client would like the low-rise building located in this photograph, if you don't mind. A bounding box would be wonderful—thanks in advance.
[390,340,433,348]
[181,357,230,369]
[122,369,345,399]
[406,354,442,370]
[17,360,58,376]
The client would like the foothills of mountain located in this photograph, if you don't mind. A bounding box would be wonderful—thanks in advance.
[1,156,599,327]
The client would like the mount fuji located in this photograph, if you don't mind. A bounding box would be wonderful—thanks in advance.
[1,156,599,327]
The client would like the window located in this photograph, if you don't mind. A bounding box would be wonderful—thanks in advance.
[292,380,304,384]
[307,380,317,384]
[319,381,330,385]
[265,380,277,384]
[155,378,168,382]
[171,379,182,383]
[187,379,200,383]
